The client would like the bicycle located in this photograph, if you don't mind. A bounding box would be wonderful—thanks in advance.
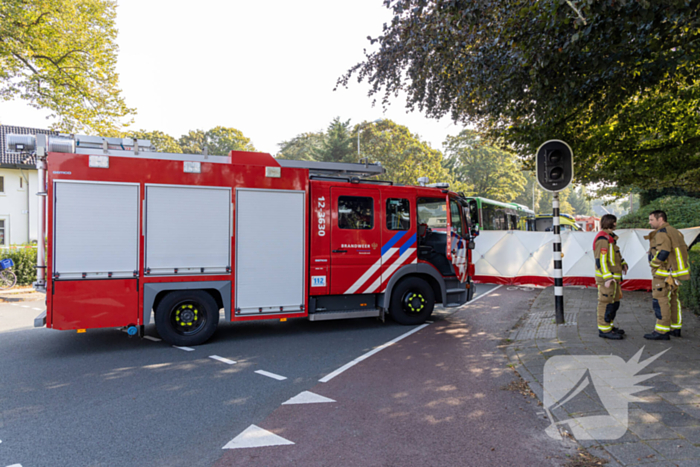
[0,258,17,290]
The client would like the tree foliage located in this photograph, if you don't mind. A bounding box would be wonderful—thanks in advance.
[178,127,255,155]
[314,117,356,163]
[568,186,593,216]
[0,0,134,135]
[442,130,526,202]
[356,119,450,186]
[127,130,182,153]
[277,132,325,160]
[618,196,700,229]
[340,0,700,191]
[537,188,574,216]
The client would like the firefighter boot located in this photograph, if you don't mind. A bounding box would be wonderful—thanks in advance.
[599,330,623,340]
[644,331,670,340]
[670,329,682,337]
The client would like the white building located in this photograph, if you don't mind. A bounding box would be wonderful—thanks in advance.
[0,125,57,247]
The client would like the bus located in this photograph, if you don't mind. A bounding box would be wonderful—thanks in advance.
[466,197,535,231]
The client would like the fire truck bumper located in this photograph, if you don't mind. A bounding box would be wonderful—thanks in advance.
[34,310,47,328]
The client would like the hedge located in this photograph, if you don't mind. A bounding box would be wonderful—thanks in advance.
[679,245,700,315]
[618,196,700,229]
[2,246,37,286]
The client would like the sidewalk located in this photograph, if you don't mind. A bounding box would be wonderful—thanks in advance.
[507,286,700,467]
[0,285,44,302]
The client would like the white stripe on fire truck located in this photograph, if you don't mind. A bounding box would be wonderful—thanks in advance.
[344,248,398,294]
[363,248,416,294]
[361,247,399,293]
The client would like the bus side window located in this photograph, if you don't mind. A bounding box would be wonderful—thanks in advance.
[482,206,495,230]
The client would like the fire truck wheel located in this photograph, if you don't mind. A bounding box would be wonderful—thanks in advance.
[155,291,219,346]
[389,277,435,325]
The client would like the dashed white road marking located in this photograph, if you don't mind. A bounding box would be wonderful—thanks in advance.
[32,308,43,311]
[222,425,293,449]
[6,464,23,467]
[319,322,431,383]
[173,346,195,352]
[21,306,30,308]
[255,370,287,381]
[282,391,335,405]
[209,355,236,365]
[144,336,161,342]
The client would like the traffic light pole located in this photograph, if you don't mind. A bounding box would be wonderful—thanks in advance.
[553,192,565,324]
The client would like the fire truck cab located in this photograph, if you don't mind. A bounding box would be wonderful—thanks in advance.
[13,133,476,346]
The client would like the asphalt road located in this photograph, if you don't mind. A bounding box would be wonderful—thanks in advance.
[0,285,503,467]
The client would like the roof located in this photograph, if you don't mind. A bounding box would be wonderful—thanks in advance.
[0,125,58,168]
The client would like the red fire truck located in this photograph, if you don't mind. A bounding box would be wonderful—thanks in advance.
[11,133,476,346]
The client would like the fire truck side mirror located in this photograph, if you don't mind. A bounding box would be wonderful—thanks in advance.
[468,240,476,250]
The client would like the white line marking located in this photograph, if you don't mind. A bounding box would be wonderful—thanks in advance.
[21,306,30,308]
[173,345,195,352]
[222,424,294,449]
[6,464,23,467]
[255,370,287,381]
[283,391,335,405]
[210,355,236,365]
[320,322,431,383]
[144,336,161,342]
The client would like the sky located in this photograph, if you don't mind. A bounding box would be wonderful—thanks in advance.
[0,0,462,156]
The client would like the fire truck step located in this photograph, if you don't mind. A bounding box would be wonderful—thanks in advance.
[308,308,381,321]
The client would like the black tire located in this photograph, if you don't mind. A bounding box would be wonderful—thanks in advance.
[389,277,435,325]
[154,290,219,346]
[0,269,17,290]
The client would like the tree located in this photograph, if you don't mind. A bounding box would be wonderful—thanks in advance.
[568,186,593,216]
[356,119,451,186]
[340,0,700,191]
[538,188,574,216]
[442,130,526,203]
[127,130,182,153]
[178,127,255,155]
[205,126,256,154]
[277,132,325,160]
[513,171,538,212]
[1,0,134,135]
[314,117,355,163]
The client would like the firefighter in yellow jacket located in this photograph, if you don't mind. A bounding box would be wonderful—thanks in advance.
[594,214,628,340]
[644,210,690,340]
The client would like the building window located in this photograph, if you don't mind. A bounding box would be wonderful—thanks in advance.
[386,199,410,230]
[338,196,374,230]
[0,176,4,193]
[19,176,23,189]
[0,220,5,246]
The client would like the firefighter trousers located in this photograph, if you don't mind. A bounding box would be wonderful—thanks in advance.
[597,280,622,333]
[651,278,682,334]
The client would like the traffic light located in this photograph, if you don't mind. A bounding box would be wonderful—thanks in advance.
[536,140,573,192]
